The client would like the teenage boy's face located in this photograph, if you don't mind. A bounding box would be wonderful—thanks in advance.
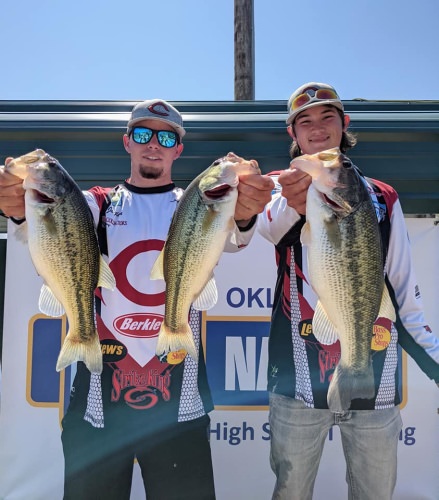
[289,105,349,155]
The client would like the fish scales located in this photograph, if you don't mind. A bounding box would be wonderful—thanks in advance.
[164,184,230,332]
[294,148,395,411]
[316,199,383,365]
[5,149,115,374]
[30,185,100,341]
[151,152,261,360]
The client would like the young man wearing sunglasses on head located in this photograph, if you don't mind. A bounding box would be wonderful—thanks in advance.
[258,82,439,499]
[0,99,274,500]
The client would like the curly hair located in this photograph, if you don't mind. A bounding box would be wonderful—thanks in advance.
[289,107,357,159]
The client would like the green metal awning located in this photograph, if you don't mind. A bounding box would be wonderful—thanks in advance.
[0,99,438,229]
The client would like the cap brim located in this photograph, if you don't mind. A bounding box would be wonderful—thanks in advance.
[286,100,344,125]
[127,116,186,138]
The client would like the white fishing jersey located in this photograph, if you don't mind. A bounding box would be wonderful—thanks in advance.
[66,181,254,428]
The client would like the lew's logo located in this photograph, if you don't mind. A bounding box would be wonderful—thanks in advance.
[101,339,127,362]
[114,313,163,338]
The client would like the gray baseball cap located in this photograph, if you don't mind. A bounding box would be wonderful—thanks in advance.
[286,82,344,125]
[127,99,186,138]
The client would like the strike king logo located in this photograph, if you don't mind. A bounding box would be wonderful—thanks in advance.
[113,313,163,338]
[111,368,171,410]
[26,315,172,422]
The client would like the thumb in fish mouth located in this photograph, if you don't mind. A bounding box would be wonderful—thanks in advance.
[223,152,250,164]
[222,152,260,172]
[225,152,241,161]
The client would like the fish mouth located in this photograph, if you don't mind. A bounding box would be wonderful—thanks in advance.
[20,149,47,165]
[204,183,232,200]
[28,187,55,204]
[322,192,352,213]
[318,150,342,162]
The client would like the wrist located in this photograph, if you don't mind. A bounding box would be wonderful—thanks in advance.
[10,216,26,225]
[235,214,257,231]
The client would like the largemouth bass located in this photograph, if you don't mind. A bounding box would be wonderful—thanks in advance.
[292,148,395,412]
[5,149,116,374]
[151,152,260,360]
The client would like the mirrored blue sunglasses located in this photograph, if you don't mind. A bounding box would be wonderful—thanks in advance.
[130,126,179,148]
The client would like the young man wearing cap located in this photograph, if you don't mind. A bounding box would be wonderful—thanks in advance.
[258,82,439,499]
[0,99,274,500]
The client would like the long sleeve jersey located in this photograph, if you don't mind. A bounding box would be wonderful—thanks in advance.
[258,168,439,410]
[66,181,255,428]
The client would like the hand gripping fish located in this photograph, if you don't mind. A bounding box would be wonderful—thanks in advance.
[5,149,116,374]
[292,148,395,412]
[151,152,260,360]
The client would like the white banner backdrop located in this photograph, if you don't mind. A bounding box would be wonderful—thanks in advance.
[0,217,438,500]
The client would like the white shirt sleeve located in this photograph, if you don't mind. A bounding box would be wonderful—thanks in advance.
[257,175,302,245]
[386,199,439,362]
[82,190,100,225]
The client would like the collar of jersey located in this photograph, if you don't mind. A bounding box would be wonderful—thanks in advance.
[123,181,176,194]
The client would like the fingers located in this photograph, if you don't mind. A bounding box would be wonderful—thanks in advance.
[226,152,261,175]
[232,154,312,221]
[235,173,274,223]
[278,168,311,215]
[0,163,26,218]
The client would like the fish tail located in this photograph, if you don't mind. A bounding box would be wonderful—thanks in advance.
[327,363,375,412]
[156,323,198,361]
[56,332,103,374]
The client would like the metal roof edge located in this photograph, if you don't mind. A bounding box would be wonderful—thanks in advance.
[0,99,439,112]
[0,101,438,134]
[1,111,439,124]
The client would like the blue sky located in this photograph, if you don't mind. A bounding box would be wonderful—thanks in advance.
[0,0,438,102]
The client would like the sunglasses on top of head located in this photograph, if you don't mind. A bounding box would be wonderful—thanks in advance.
[291,88,339,111]
[129,126,179,148]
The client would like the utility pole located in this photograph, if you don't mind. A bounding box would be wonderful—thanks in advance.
[234,0,255,100]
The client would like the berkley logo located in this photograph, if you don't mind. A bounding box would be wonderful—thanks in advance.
[113,313,163,338]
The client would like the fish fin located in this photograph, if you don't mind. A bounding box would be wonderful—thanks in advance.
[378,285,396,322]
[192,275,218,310]
[300,222,311,246]
[155,323,198,361]
[42,210,58,235]
[150,249,165,280]
[226,216,235,232]
[324,215,342,248]
[312,301,339,345]
[39,284,65,317]
[97,255,116,291]
[328,362,375,412]
[12,220,29,243]
[56,331,103,374]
